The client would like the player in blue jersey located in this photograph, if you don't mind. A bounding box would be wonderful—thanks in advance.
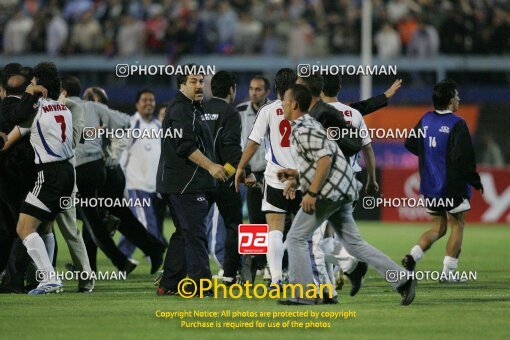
[401,80,483,282]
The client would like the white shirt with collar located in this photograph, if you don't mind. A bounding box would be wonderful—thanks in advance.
[121,112,161,193]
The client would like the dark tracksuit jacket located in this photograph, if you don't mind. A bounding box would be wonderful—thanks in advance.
[308,93,388,158]
[157,91,216,290]
[405,110,482,203]
[202,97,250,279]
[156,90,216,195]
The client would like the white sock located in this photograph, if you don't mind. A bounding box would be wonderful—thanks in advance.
[338,246,358,274]
[267,230,284,283]
[442,256,458,274]
[41,233,55,264]
[321,237,336,284]
[410,245,424,262]
[23,232,58,283]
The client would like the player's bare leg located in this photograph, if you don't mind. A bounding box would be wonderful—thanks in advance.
[441,212,465,282]
[266,213,286,286]
[418,214,448,251]
[403,214,448,270]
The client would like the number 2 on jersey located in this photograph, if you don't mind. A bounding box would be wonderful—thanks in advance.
[54,115,67,143]
[279,120,291,147]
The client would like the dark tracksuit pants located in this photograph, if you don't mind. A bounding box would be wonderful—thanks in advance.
[214,184,243,280]
[76,159,129,271]
[100,166,165,259]
[160,192,212,291]
[242,171,268,281]
[0,164,36,291]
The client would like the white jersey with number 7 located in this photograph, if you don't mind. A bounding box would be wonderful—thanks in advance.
[18,97,74,165]
[248,99,296,189]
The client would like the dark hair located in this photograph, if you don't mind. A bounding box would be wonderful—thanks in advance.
[288,84,312,112]
[211,71,236,98]
[274,68,297,99]
[33,62,61,100]
[60,75,81,98]
[433,79,457,110]
[136,88,155,103]
[322,74,341,97]
[176,63,198,89]
[251,75,270,91]
[299,74,323,97]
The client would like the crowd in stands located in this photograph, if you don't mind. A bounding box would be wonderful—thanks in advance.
[1,0,509,61]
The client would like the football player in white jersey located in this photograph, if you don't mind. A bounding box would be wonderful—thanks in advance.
[235,68,299,289]
[2,62,74,294]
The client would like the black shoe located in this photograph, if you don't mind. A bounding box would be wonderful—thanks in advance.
[396,277,417,306]
[199,290,214,298]
[345,262,368,297]
[401,255,416,271]
[323,296,339,304]
[78,287,94,293]
[0,286,25,294]
[149,251,164,275]
[120,258,138,275]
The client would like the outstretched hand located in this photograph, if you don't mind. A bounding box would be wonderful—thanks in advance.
[384,79,402,99]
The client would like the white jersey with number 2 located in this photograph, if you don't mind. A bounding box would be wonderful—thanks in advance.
[248,99,296,189]
[18,97,74,165]
[328,101,371,173]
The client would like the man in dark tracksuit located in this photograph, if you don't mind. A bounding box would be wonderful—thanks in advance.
[402,79,483,282]
[156,68,228,295]
[203,71,255,285]
[0,70,40,293]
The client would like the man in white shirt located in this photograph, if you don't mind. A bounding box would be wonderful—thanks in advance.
[119,90,165,257]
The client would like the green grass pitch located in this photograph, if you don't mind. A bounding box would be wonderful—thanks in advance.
[1,221,508,340]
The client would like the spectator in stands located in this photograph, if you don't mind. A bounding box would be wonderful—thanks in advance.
[145,5,167,53]
[0,0,509,57]
[63,0,94,22]
[288,17,314,61]
[374,22,402,60]
[117,14,145,56]
[46,9,68,56]
[407,19,439,58]
[69,10,103,53]
[387,0,420,24]
[216,0,237,53]
[234,13,263,54]
[489,9,510,55]
[439,10,469,54]
[3,10,33,55]
[397,14,419,51]
[28,10,48,53]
